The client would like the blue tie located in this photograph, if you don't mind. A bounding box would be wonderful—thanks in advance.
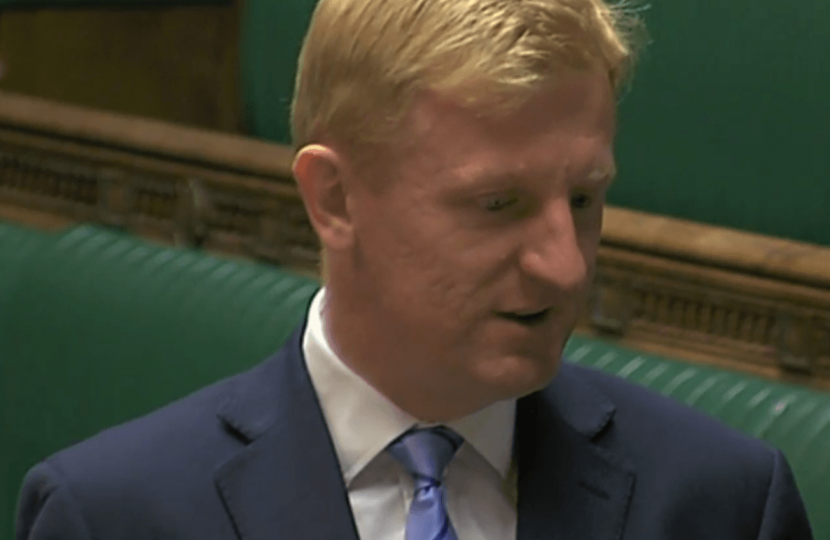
[387,427,464,540]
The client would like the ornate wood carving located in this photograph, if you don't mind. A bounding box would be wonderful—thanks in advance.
[1,91,829,389]
[0,92,318,272]
[585,244,830,388]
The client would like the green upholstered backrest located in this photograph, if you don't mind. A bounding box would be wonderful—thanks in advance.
[565,336,830,538]
[0,223,50,320]
[239,0,830,246]
[610,0,830,246]
[1,222,829,539]
[0,224,52,539]
[239,0,317,143]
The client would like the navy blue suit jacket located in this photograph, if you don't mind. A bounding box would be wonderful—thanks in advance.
[17,323,813,539]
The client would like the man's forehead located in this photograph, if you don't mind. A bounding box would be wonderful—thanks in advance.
[409,75,614,135]
[383,72,617,183]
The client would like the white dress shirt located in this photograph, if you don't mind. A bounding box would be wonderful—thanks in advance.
[302,288,518,540]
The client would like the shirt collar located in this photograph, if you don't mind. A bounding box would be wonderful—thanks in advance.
[302,287,515,485]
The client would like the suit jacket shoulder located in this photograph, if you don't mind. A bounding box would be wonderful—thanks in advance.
[17,359,272,540]
[17,324,358,540]
[518,363,814,540]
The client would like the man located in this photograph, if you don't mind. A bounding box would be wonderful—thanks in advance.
[16,0,813,539]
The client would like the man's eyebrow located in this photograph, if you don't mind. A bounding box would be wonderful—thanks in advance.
[456,162,617,190]
[585,163,618,185]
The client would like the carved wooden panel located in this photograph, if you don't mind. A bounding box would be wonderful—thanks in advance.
[584,246,830,390]
[0,106,320,273]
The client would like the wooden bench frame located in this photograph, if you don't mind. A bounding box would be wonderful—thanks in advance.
[2,90,828,390]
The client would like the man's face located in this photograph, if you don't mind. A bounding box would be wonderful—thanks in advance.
[343,70,616,412]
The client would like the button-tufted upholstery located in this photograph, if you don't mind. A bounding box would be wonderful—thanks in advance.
[1,222,828,538]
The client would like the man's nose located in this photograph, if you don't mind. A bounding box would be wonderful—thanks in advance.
[519,198,589,291]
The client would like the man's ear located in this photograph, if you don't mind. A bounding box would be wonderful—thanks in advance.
[293,144,354,250]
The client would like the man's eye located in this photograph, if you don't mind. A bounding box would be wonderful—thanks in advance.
[482,195,517,212]
[571,193,593,209]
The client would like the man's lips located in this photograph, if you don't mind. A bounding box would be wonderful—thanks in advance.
[496,308,552,326]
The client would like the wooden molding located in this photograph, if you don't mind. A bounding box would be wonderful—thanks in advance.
[602,207,830,291]
[0,91,294,177]
[1,90,828,389]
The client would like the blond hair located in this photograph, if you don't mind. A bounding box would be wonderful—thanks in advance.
[292,0,645,152]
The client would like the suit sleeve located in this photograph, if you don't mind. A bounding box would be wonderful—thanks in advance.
[15,461,93,540]
[756,450,814,540]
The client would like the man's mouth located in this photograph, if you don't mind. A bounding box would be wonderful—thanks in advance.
[497,308,552,326]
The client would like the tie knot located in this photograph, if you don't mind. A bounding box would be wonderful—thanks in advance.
[387,427,464,486]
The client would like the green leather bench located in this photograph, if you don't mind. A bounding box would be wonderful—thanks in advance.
[1,221,829,539]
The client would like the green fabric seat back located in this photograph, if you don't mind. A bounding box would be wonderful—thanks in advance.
[564,335,830,539]
[0,222,50,320]
[0,225,319,539]
[240,0,830,245]
[240,0,318,144]
[0,222,52,538]
[610,0,830,246]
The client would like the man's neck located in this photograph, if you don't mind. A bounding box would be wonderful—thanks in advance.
[322,286,500,423]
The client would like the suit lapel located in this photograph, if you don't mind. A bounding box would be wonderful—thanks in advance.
[213,323,360,540]
[209,316,636,540]
[516,365,636,540]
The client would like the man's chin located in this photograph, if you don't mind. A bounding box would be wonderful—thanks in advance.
[515,359,562,397]
[479,353,563,400]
